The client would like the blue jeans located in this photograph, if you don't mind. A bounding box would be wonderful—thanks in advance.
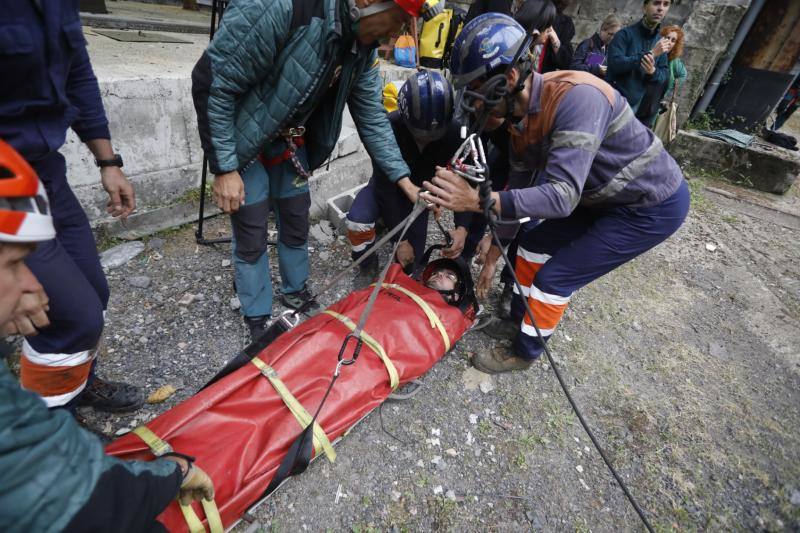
[231,143,311,318]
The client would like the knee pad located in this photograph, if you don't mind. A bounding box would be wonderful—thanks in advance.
[277,193,311,247]
[232,199,270,263]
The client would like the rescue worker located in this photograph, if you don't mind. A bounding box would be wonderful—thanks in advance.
[0,140,214,532]
[191,0,443,340]
[422,14,690,373]
[346,70,471,280]
[0,0,143,410]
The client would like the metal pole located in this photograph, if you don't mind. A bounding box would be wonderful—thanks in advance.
[691,0,766,117]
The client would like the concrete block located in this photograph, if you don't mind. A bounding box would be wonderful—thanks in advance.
[337,126,360,158]
[326,183,368,234]
[308,147,373,219]
[669,130,800,194]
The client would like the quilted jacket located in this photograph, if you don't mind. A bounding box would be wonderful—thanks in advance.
[192,0,410,182]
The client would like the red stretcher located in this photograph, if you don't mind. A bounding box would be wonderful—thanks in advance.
[106,264,475,532]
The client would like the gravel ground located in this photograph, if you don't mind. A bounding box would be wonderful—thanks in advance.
[72,178,800,532]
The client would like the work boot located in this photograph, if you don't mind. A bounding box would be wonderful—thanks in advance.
[482,317,518,341]
[245,314,270,342]
[280,284,320,314]
[497,282,513,320]
[472,345,533,374]
[76,376,145,413]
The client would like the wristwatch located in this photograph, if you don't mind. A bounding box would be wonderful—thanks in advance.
[95,154,124,168]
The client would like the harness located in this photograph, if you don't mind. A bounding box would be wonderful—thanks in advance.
[258,127,312,180]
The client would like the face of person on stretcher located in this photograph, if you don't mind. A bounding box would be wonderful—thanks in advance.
[424,267,459,297]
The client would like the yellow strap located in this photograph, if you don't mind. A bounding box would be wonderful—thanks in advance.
[179,500,224,533]
[377,283,451,352]
[323,310,399,390]
[131,427,223,533]
[249,357,336,463]
[132,425,172,456]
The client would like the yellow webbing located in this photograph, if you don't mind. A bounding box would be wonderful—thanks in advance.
[131,426,223,533]
[323,310,399,390]
[179,500,223,533]
[376,283,451,351]
[249,357,336,463]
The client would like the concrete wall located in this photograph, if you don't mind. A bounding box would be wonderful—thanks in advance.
[62,59,418,237]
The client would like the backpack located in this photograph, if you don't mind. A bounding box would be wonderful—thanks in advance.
[419,7,465,69]
[393,33,417,68]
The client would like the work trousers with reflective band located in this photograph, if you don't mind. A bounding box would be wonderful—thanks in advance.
[231,142,311,318]
[346,175,429,269]
[510,179,690,360]
[22,152,108,407]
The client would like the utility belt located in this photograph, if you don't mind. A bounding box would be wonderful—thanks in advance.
[258,127,311,179]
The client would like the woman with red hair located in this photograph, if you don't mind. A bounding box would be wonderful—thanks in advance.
[661,25,687,102]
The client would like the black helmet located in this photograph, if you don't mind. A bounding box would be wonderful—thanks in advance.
[421,257,478,314]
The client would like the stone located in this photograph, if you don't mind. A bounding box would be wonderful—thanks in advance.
[127,275,151,289]
[100,241,145,269]
[790,490,800,507]
[221,259,231,267]
[469,414,478,425]
[445,490,456,502]
[229,296,241,311]
[433,485,443,495]
[390,490,402,502]
[461,367,494,392]
[319,251,330,261]
[444,448,458,457]
[147,237,165,250]
[479,380,495,394]
[309,221,336,245]
[177,293,195,306]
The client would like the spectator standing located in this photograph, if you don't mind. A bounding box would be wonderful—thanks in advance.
[514,0,572,73]
[606,0,672,115]
[570,14,622,78]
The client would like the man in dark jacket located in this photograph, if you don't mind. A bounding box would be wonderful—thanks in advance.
[0,0,143,411]
[192,0,441,340]
[606,0,673,113]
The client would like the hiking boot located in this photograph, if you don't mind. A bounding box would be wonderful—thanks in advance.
[76,376,144,413]
[482,317,518,341]
[280,284,320,313]
[472,345,533,374]
[497,282,513,320]
[245,314,270,342]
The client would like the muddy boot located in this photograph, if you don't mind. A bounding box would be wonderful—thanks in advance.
[244,314,270,342]
[76,377,145,413]
[482,317,518,341]
[472,345,533,374]
[497,282,513,320]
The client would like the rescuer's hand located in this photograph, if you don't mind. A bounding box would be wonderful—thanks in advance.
[442,227,467,259]
[422,167,481,213]
[473,234,493,266]
[476,245,502,300]
[101,167,136,219]
[213,171,246,214]
[179,466,215,505]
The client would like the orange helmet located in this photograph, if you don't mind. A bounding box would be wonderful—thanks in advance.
[357,0,444,21]
[0,140,55,243]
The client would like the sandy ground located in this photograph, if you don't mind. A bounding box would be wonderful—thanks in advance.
[48,173,799,532]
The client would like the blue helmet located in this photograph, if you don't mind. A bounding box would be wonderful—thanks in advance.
[449,13,527,90]
[397,70,454,143]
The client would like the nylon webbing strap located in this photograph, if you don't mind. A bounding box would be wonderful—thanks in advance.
[179,500,224,533]
[130,426,223,533]
[376,283,451,351]
[249,357,336,463]
[323,310,399,390]
[132,425,173,456]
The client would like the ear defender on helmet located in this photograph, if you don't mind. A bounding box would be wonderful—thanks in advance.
[397,70,454,144]
[0,140,55,243]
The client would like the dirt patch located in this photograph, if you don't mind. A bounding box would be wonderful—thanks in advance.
[75,182,800,532]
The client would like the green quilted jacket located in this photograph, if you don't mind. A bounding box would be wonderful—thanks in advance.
[191,0,411,181]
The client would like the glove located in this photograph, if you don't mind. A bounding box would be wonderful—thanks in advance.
[178,464,215,505]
